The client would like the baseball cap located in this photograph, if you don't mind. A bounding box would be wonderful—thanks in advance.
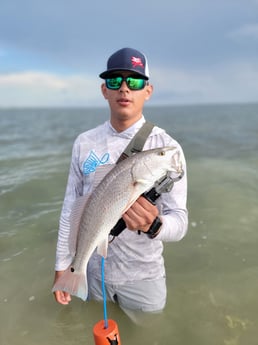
[99,47,150,80]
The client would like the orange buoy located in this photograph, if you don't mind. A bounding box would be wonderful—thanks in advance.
[93,319,121,345]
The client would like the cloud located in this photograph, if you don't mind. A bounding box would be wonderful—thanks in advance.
[0,0,256,73]
[1,58,258,108]
[0,72,67,88]
[0,71,105,107]
[227,23,258,40]
[150,60,258,104]
[0,49,7,57]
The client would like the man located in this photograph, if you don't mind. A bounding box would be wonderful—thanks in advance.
[53,47,188,318]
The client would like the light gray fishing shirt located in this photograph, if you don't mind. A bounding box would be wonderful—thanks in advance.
[55,116,188,284]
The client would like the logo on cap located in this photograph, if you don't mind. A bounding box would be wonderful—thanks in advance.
[131,56,144,69]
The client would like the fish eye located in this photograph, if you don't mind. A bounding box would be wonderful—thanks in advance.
[159,150,166,156]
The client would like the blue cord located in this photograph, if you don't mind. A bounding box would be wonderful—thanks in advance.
[101,256,108,329]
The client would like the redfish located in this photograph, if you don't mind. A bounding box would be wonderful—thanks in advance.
[52,146,182,301]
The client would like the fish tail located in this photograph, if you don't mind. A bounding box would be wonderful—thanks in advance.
[52,266,88,301]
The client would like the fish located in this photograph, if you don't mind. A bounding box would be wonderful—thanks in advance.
[52,146,182,301]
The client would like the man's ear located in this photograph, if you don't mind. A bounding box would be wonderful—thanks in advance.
[145,84,153,101]
[101,83,108,99]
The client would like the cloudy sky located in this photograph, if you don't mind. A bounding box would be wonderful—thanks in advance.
[0,0,258,107]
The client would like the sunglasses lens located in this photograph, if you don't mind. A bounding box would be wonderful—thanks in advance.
[105,76,146,90]
[126,77,146,90]
[105,77,123,90]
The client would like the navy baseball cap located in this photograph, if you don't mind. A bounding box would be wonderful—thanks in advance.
[99,47,150,80]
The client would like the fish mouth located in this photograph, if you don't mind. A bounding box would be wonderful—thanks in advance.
[170,150,183,174]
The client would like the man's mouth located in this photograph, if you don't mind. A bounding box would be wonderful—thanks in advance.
[117,98,131,106]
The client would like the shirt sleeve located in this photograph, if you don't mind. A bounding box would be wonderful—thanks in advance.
[55,138,83,271]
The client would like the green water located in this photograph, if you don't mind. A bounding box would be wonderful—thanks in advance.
[0,104,257,344]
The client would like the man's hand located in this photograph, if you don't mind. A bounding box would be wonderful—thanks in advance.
[53,271,72,305]
[122,196,159,233]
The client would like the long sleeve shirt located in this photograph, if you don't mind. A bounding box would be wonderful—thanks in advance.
[55,116,188,284]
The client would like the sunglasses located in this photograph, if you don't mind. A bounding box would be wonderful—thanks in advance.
[105,76,147,90]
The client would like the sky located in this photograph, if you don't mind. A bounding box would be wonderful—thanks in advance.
[0,0,258,107]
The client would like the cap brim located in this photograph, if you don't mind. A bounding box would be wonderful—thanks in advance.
[99,68,149,80]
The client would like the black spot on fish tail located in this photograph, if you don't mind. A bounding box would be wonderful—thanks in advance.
[71,267,75,272]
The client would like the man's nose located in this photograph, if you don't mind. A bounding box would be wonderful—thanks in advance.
[119,80,129,91]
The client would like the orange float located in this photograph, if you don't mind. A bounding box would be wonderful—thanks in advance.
[93,319,121,345]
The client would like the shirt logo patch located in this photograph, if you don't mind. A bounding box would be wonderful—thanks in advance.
[83,150,110,175]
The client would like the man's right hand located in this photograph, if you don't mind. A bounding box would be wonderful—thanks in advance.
[53,271,72,305]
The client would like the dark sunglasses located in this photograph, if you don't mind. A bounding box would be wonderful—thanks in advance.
[105,76,147,90]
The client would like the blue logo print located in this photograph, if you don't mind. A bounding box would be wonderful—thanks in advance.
[83,151,110,175]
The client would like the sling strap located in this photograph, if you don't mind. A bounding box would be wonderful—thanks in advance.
[109,120,155,239]
[116,121,154,163]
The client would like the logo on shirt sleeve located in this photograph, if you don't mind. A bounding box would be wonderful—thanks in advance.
[83,150,110,175]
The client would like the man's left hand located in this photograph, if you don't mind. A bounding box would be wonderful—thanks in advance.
[122,196,159,232]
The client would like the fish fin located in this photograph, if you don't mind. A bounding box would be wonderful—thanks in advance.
[52,266,88,301]
[69,195,90,256]
[134,178,149,185]
[97,237,109,258]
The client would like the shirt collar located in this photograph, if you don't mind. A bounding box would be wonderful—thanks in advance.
[107,116,146,139]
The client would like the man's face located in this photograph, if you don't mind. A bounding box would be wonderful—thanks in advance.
[101,71,153,124]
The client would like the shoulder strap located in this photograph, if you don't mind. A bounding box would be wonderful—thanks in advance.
[116,121,154,163]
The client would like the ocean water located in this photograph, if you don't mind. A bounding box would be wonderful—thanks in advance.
[0,104,257,345]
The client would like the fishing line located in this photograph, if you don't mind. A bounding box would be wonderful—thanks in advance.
[93,257,121,344]
[101,256,108,329]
